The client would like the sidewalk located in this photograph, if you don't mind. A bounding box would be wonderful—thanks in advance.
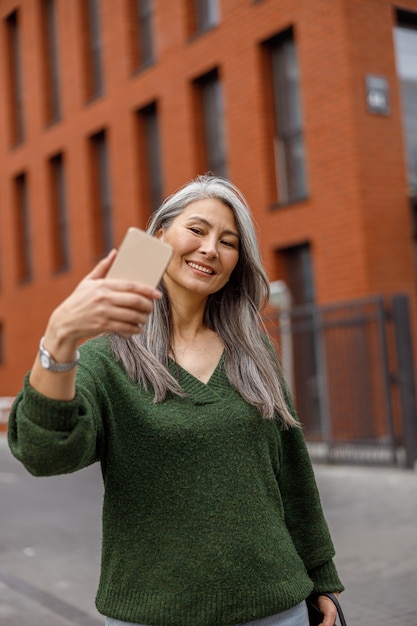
[1,433,417,625]
[314,464,417,625]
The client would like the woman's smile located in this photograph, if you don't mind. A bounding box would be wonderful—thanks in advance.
[186,260,216,275]
[158,198,239,298]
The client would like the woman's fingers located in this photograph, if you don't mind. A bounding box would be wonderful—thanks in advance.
[64,281,159,338]
[316,596,338,626]
[87,294,153,332]
[48,252,163,343]
[85,249,118,280]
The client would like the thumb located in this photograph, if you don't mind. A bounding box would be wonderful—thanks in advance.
[86,249,117,280]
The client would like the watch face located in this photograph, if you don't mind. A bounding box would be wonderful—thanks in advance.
[40,353,51,369]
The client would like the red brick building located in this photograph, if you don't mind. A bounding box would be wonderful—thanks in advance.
[1,0,417,407]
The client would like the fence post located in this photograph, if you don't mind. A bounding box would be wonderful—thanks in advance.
[392,295,417,469]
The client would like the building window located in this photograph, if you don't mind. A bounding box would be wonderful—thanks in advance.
[5,10,25,145]
[265,29,308,205]
[14,173,32,284]
[129,0,155,70]
[193,69,228,177]
[89,130,113,257]
[137,102,163,213]
[278,243,319,431]
[40,0,61,124]
[190,0,219,34]
[48,153,70,272]
[394,11,417,195]
[282,243,315,306]
[81,0,104,100]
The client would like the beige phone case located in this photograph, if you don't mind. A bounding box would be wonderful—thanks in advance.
[106,227,173,287]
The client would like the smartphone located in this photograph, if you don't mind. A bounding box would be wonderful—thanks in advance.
[106,227,173,288]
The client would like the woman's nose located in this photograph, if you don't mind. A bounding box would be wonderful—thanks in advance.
[200,236,219,258]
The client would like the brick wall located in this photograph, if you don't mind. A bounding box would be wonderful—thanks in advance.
[0,0,417,394]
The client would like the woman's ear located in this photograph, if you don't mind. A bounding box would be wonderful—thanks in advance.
[156,227,164,240]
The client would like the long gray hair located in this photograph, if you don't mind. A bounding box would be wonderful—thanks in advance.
[110,175,298,427]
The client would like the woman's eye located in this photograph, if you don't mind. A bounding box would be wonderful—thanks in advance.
[221,240,236,248]
[189,227,202,235]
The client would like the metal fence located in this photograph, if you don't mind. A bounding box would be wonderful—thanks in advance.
[264,294,417,468]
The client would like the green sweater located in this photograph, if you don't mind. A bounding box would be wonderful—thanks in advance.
[8,336,343,626]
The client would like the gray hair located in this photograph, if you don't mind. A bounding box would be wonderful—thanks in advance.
[110,174,298,427]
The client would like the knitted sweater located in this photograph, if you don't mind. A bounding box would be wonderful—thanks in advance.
[8,336,343,626]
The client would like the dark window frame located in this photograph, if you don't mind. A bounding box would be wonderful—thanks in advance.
[276,242,320,432]
[193,68,228,178]
[130,0,155,71]
[82,0,104,101]
[188,0,219,36]
[14,173,32,284]
[281,242,315,306]
[264,28,308,207]
[89,130,113,257]
[196,0,219,33]
[49,153,70,273]
[5,10,25,145]
[394,9,417,194]
[41,0,61,124]
[396,8,417,28]
[137,102,164,214]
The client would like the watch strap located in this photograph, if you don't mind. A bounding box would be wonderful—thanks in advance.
[39,337,80,372]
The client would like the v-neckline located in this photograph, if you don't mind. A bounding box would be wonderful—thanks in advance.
[168,350,225,387]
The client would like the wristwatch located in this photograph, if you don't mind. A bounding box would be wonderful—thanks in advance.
[38,337,80,372]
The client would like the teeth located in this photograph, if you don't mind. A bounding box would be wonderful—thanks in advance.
[187,262,213,274]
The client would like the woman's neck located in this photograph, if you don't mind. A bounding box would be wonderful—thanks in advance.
[168,291,209,342]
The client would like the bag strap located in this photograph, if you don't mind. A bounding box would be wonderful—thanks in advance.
[320,592,347,626]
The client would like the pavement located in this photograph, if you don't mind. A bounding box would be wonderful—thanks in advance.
[1,433,417,626]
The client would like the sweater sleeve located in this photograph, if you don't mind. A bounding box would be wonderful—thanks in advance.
[276,390,344,594]
[8,367,104,477]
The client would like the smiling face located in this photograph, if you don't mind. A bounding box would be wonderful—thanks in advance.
[158,198,240,300]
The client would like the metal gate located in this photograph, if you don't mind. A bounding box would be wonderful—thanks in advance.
[265,294,417,468]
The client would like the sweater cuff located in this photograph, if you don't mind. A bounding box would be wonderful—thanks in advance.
[21,372,81,432]
[308,559,344,594]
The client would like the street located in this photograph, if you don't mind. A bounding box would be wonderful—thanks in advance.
[1,434,417,625]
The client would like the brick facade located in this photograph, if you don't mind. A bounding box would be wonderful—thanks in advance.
[1,0,417,395]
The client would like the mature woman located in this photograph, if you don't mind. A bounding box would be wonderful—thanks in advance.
[8,175,343,626]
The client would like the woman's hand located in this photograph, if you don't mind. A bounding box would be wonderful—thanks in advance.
[47,250,162,349]
[29,250,162,400]
[315,593,339,626]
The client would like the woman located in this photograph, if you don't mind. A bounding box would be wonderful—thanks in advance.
[8,175,343,626]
